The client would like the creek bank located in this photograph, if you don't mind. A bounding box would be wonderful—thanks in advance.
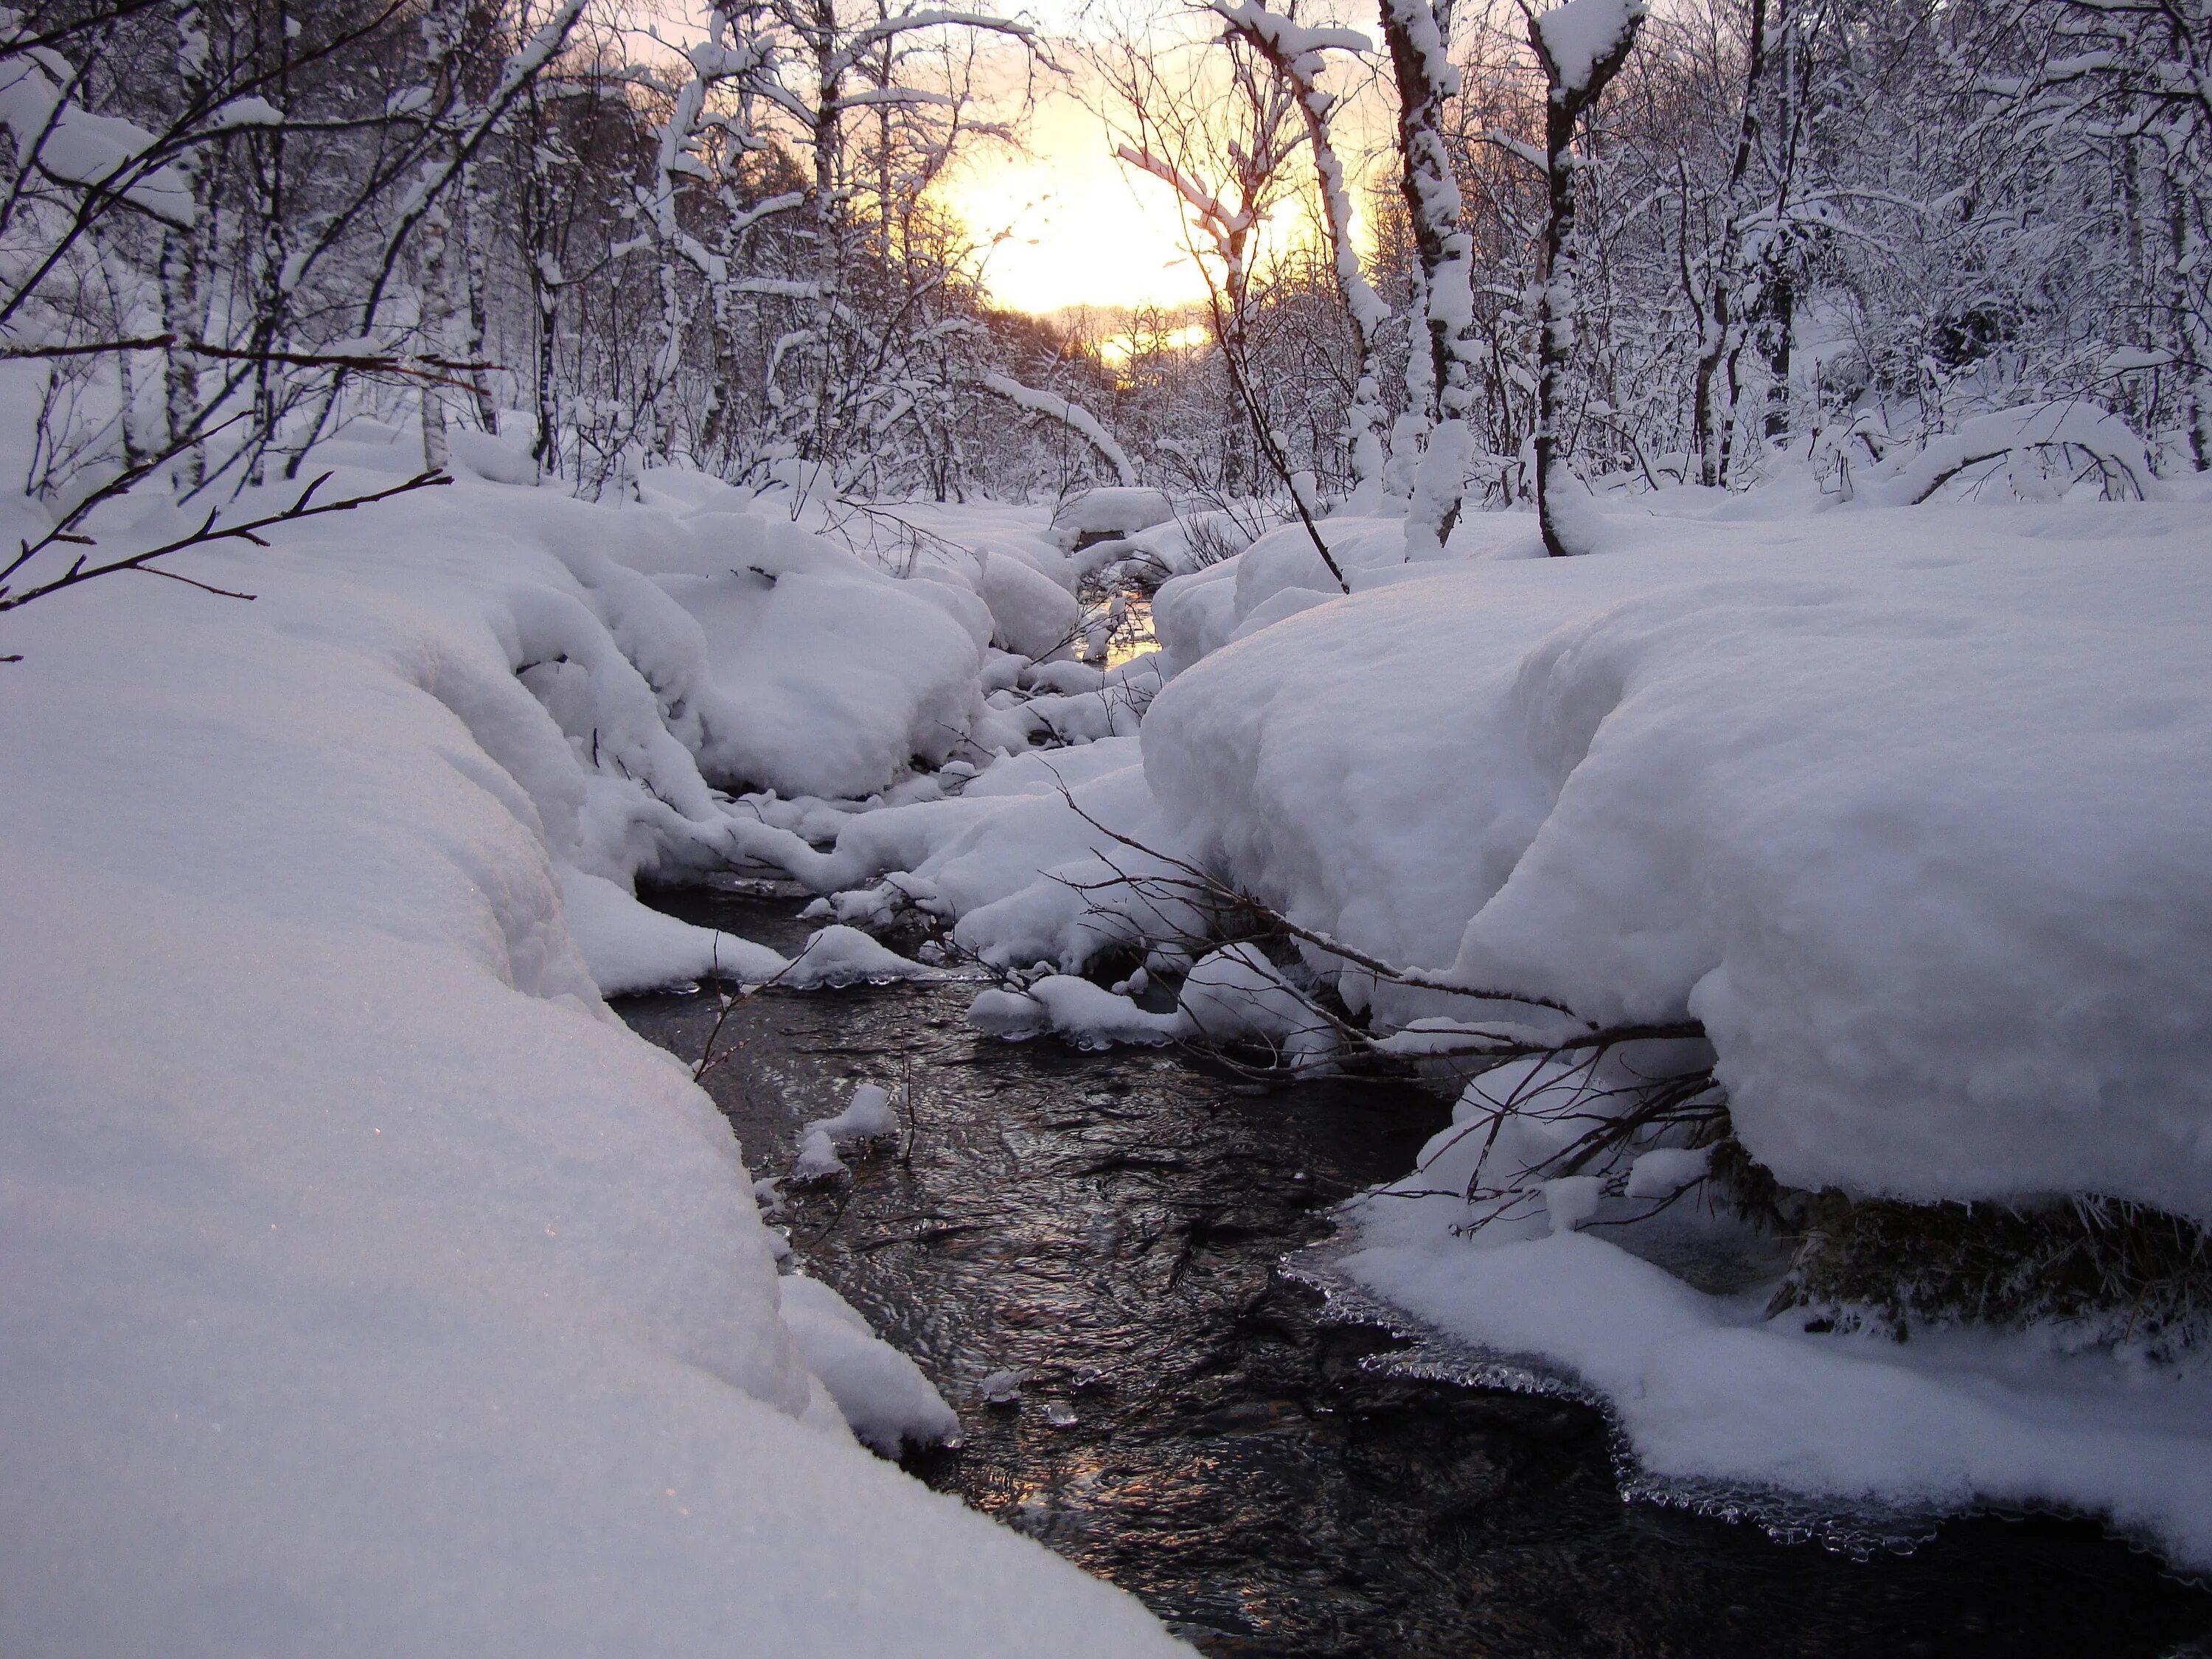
[618,880,2212,1659]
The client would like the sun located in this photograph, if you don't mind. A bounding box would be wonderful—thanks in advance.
[938,84,1217,315]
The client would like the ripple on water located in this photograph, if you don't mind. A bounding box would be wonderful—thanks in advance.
[619,883,2212,1659]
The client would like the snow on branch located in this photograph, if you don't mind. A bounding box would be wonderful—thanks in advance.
[980,375,1138,485]
[1113,143,1256,241]
[828,9,1037,75]
[1527,0,1648,98]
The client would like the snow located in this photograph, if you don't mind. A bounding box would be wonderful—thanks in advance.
[781,924,940,988]
[813,1081,902,1141]
[0,428,1185,1655]
[1147,501,2212,1222]
[1050,487,1176,540]
[0,52,196,226]
[1531,0,1646,94]
[1127,493,2212,1565]
[560,867,788,992]
[28,341,2205,1587]
[1340,1210,2212,1572]
[1207,1,1373,65]
[1863,400,2162,505]
[982,378,1138,487]
[745,482,2212,1568]
[777,1275,963,1454]
[970,975,1186,1049]
[975,544,1082,658]
[792,1128,851,1183]
[1178,944,1340,1071]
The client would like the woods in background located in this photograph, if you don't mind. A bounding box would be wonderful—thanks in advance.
[2,0,2205,526]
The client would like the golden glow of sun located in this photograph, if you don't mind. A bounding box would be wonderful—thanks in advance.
[1096,320,1213,361]
[937,85,1218,315]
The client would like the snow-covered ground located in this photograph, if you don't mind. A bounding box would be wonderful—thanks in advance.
[0,409,1186,1655]
[785,486,2212,1571]
[10,360,2212,1632]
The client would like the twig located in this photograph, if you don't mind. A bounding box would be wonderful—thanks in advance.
[0,469,451,616]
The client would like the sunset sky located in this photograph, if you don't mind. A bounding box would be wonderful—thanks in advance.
[937,81,1220,315]
[931,4,1388,318]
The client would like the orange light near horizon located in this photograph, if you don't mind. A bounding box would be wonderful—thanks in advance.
[938,86,1219,315]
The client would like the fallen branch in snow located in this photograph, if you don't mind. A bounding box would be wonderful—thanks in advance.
[978,375,1138,487]
[0,469,451,623]
[1046,776,1595,1023]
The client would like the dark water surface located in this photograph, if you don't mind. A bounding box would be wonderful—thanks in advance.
[618,880,2212,1659]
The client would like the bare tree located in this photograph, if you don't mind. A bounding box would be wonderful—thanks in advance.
[1523,0,1646,553]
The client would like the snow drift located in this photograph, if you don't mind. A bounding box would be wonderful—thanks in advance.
[0,433,1183,1655]
[1147,500,2212,1221]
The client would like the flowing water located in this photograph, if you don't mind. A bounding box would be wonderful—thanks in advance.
[618,879,2212,1659]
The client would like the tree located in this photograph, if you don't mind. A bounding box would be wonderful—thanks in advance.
[1524,0,1646,554]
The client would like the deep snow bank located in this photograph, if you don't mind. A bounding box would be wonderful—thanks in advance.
[1130,496,2212,1567]
[0,459,1183,1655]
[1146,502,2212,1223]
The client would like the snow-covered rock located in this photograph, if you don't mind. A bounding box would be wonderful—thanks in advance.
[975,546,1082,660]
[1050,487,1175,542]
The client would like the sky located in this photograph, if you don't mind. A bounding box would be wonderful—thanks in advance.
[937,82,1217,315]
[931,3,1392,317]
[628,0,1382,319]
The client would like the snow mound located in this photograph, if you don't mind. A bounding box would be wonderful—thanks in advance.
[1178,945,1339,1072]
[777,1275,962,1455]
[969,976,1186,1049]
[782,925,938,988]
[1136,495,2212,1567]
[813,1082,901,1141]
[0,454,1184,1655]
[1051,487,1175,540]
[975,546,1082,659]
[1147,503,2212,1222]
[560,867,787,994]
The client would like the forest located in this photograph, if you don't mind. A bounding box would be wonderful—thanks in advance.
[2,0,2210,1654]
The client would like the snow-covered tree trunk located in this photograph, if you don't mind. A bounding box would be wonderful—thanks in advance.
[1212,2,1393,500]
[1526,0,1644,556]
[1380,0,1481,558]
[1688,0,1767,488]
[159,4,210,493]
[459,164,499,432]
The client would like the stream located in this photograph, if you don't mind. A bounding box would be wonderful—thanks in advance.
[617,879,2212,1659]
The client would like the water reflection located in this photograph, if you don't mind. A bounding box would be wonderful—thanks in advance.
[619,883,2212,1659]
